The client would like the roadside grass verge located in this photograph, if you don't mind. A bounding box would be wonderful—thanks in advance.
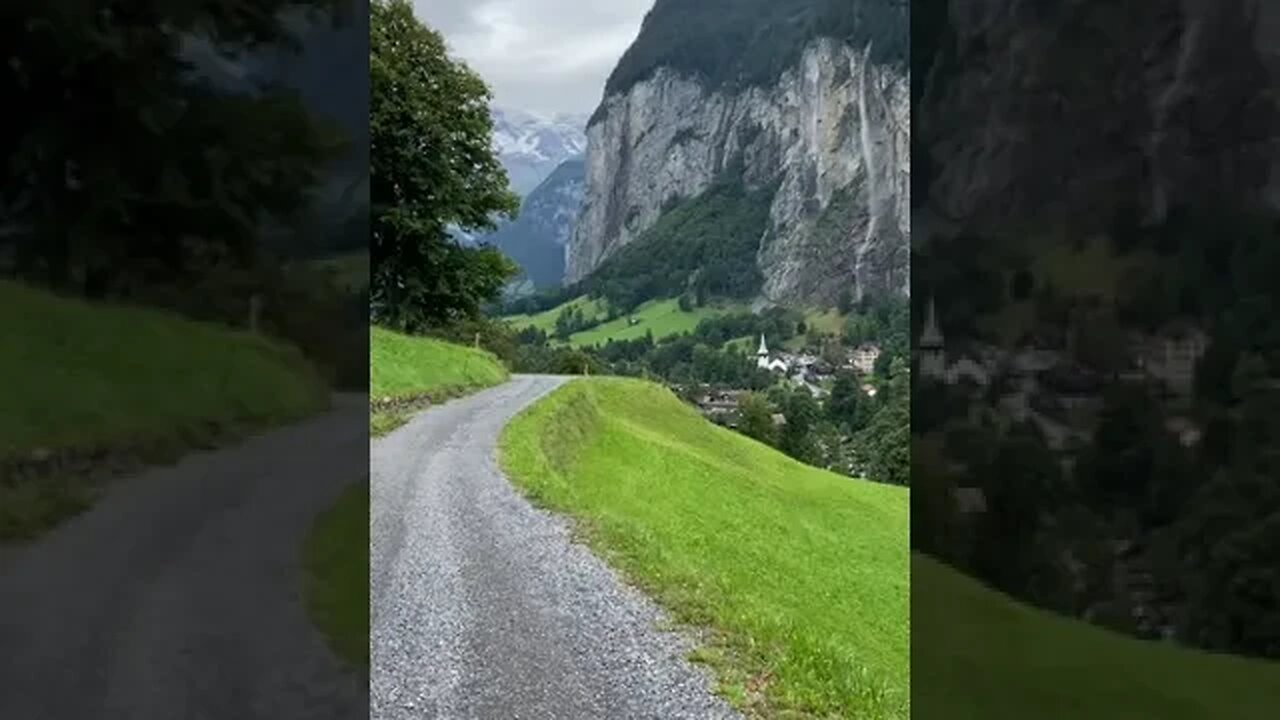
[500,378,909,719]
[1,281,327,540]
[369,327,510,436]
[913,553,1280,719]
[302,477,370,671]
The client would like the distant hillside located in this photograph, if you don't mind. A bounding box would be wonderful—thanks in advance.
[501,378,908,718]
[487,157,585,288]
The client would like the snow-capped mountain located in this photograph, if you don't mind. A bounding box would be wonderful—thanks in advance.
[491,107,588,196]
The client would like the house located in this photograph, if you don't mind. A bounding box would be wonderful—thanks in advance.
[1130,321,1208,396]
[946,356,990,387]
[851,344,881,374]
[952,486,988,514]
[1164,416,1203,448]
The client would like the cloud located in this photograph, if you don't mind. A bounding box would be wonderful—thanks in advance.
[413,0,651,116]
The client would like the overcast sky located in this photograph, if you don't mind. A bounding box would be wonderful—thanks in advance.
[413,0,652,117]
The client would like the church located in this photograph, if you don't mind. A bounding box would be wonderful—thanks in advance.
[756,335,790,373]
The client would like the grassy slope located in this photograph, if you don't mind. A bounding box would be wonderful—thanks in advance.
[500,378,909,718]
[2,282,327,458]
[303,478,369,670]
[567,298,745,347]
[503,295,747,348]
[2,282,327,538]
[913,554,1280,719]
[804,308,846,336]
[504,295,609,333]
[369,327,510,436]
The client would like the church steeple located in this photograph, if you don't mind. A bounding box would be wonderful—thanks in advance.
[920,296,947,381]
[920,296,944,349]
[757,334,769,357]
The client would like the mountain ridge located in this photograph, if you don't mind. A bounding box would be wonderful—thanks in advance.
[569,1,910,308]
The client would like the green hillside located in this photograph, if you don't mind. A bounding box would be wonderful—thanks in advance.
[1,281,327,538]
[913,554,1280,719]
[568,298,747,347]
[503,295,610,333]
[369,327,509,435]
[504,295,748,348]
[500,378,909,718]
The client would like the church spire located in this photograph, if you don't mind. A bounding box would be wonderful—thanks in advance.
[920,296,944,348]
[757,334,769,356]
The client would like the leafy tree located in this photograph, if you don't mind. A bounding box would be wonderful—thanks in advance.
[737,392,777,446]
[370,0,518,330]
[3,0,345,296]
[780,389,822,465]
[827,371,861,430]
[837,288,855,314]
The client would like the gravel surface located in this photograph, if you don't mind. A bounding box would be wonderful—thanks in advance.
[370,375,742,720]
[0,395,370,720]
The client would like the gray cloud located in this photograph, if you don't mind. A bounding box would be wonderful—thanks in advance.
[414,0,652,116]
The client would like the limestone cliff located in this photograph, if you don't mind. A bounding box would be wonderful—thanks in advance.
[567,34,909,306]
[914,0,1280,242]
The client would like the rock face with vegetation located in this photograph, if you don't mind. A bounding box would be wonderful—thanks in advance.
[567,0,909,306]
[488,158,585,289]
[914,0,1280,238]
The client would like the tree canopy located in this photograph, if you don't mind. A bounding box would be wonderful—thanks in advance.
[1,0,347,296]
[369,0,518,331]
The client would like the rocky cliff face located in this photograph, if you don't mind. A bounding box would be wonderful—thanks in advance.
[915,0,1280,241]
[567,38,909,306]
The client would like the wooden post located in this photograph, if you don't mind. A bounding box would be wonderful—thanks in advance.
[474,332,481,349]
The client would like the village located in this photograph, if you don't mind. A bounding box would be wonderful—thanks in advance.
[915,294,1221,643]
[680,333,883,431]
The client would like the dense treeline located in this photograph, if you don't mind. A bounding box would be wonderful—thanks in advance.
[1,0,368,388]
[913,204,1280,660]
[598,0,908,123]
[370,0,518,332]
[579,177,771,313]
[498,175,771,318]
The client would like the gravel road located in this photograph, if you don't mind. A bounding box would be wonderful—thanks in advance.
[0,395,369,720]
[370,375,741,720]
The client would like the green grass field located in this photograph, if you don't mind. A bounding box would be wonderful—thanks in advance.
[503,295,748,347]
[804,308,847,336]
[369,327,510,435]
[913,554,1280,719]
[1,281,327,539]
[500,378,909,718]
[567,298,745,347]
[302,478,369,670]
[503,295,610,333]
